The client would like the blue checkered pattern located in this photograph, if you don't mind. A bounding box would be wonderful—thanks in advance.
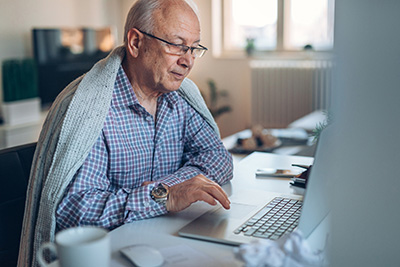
[56,66,233,230]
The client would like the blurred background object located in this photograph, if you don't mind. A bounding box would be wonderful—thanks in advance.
[1,58,40,125]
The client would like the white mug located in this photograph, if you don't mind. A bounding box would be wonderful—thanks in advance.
[37,226,110,267]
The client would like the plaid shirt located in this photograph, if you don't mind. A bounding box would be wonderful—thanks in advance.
[56,66,233,230]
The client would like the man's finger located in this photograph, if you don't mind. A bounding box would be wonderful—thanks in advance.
[201,185,231,209]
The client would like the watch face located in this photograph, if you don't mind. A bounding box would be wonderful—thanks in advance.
[153,184,168,198]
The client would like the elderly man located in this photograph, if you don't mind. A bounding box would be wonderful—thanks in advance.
[18,0,233,266]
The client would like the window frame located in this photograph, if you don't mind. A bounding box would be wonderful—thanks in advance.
[212,0,334,59]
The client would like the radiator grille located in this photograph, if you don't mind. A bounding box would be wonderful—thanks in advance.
[251,60,333,128]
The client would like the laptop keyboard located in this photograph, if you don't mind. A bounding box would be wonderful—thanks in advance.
[234,197,302,240]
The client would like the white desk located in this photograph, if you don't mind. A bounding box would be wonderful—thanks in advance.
[109,152,314,267]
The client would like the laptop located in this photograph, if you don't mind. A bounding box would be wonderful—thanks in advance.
[178,126,334,245]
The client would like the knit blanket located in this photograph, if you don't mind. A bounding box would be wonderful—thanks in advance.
[18,45,219,267]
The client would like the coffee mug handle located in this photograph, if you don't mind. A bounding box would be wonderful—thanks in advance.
[37,242,57,267]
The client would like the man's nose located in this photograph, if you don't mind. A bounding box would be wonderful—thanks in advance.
[178,50,195,69]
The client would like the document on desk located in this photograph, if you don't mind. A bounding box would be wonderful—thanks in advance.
[160,244,215,267]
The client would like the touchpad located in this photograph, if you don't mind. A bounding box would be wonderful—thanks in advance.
[209,203,257,219]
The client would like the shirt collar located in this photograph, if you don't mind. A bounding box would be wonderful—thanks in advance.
[113,65,139,108]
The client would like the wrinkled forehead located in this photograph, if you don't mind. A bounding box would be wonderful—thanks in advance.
[152,1,200,39]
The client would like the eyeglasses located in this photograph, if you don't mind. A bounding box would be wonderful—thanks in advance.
[138,29,208,58]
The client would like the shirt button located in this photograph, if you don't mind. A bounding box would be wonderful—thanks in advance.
[146,116,152,122]
[150,211,156,216]
[143,199,150,207]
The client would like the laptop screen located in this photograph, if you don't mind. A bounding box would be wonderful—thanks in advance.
[297,125,336,237]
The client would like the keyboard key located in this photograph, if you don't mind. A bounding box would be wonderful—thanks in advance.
[253,232,271,239]
[253,208,272,220]
[244,228,257,236]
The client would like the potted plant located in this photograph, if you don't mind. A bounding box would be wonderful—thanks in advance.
[203,79,232,120]
[245,38,255,56]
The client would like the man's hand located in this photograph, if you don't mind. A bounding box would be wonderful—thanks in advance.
[166,174,231,212]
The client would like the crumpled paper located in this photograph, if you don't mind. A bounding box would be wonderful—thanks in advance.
[234,230,325,267]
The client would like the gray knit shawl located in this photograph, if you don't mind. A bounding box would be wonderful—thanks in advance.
[18,45,219,267]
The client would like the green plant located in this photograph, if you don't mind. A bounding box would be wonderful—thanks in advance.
[245,38,255,56]
[203,79,232,120]
[312,110,332,141]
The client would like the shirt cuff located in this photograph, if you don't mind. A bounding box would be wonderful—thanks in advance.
[159,166,202,188]
[125,184,167,220]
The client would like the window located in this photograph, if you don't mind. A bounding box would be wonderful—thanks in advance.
[219,0,335,54]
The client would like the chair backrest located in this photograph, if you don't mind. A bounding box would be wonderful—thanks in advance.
[0,142,36,267]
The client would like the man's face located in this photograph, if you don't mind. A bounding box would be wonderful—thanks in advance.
[139,4,201,93]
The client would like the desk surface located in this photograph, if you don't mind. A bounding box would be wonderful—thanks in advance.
[109,152,314,267]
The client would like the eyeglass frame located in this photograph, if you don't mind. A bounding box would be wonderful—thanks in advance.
[137,29,208,58]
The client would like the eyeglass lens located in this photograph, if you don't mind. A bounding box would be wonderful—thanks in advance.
[166,45,206,58]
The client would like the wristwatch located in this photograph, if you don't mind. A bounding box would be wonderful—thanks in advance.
[150,183,169,206]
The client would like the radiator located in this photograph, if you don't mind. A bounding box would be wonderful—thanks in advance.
[251,60,333,128]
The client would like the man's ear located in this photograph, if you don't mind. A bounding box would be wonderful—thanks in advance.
[126,28,142,58]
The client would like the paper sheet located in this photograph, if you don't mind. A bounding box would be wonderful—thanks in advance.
[160,244,215,267]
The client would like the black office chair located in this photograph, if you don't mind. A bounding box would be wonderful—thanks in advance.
[0,142,36,267]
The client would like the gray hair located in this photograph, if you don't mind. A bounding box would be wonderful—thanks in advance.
[123,0,199,44]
